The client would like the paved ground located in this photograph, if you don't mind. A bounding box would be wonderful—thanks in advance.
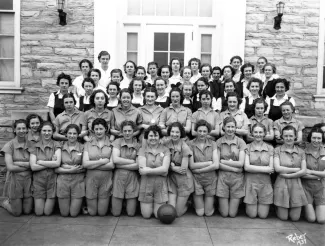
[0,205,324,246]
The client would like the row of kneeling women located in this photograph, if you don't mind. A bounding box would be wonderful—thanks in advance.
[1,116,325,224]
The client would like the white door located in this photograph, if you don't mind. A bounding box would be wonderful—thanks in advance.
[145,25,193,67]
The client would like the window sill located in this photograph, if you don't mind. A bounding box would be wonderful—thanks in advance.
[0,87,23,94]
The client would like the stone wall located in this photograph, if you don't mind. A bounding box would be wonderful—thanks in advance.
[0,0,94,142]
[244,0,322,117]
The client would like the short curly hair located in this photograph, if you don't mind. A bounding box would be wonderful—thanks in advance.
[82,77,96,89]
[40,121,55,132]
[221,65,235,78]
[13,119,27,135]
[188,57,201,68]
[120,120,137,131]
[252,98,268,112]
[251,122,267,135]
[56,73,72,86]
[157,65,172,78]
[90,89,109,108]
[273,78,290,91]
[128,77,146,94]
[169,87,184,104]
[195,119,211,133]
[144,125,163,139]
[91,118,108,132]
[226,92,242,108]
[26,114,43,130]
[307,127,325,143]
[230,55,243,64]
[167,122,186,138]
[65,124,81,135]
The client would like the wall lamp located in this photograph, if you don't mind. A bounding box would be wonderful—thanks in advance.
[57,0,67,26]
[274,2,285,30]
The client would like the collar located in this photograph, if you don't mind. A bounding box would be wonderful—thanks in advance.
[62,108,81,116]
[223,109,242,117]
[34,139,56,152]
[197,107,214,114]
[120,138,137,148]
[193,138,213,147]
[249,141,269,152]
[12,137,28,150]
[141,104,162,113]
[250,115,268,122]
[55,90,65,97]
[165,139,183,152]
[220,135,238,146]
[304,143,325,158]
[157,91,169,99]
[144,144,166,155]
[271,94,289,100]
[90,135,111,147]
[116,104,136,113]
[26,131,40,142]
[279,145,299,154]
[168,105,186,111]
[90,107,110,114]
[61,142,82,153]
[279,117,297,124]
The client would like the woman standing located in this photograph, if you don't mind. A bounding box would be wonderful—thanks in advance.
[135,66,147,82]
[78,78,95,112]
[55,124,85,217]
[146,62,159,86]
[26,114,43,145]
[107,82,120,110]
[192,77,218,112]
[188,120,219,216]
[30,121,61,216]
[261,63,279,99]
[253,56,268,82]
[154,77,171,108]
[200,64,213,82]
[244,123,274,218]
[274,125,308,221]
[169,58,182,87]
[238,63,255,98]
[215,79,237,113]
[82,118,114,216]
[120,60,136,89]
[88,69,106,92]
[230,56,243,83]
[138,125,171,218]
[110,69,124,84]
[128,77,146,108]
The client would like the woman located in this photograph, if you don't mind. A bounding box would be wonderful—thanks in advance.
[72,59,93,99]
[165,122,194,217]
[265,78,295,121]
[97,51,111,88]
[154,77,171,108]
[219,92,250,138]
[55,124,85,217]
[54,94,85,141]
[110,68,123,84]
[210,66,222,99]
[247,98,274,143]
[169,57,182,87]
[78,78,95,112]
[88,68,106,92]
[188,57,201,84]
[302,128,325,224]
[146,62,159,86]
[262,63,279,99]
[26,114,43,145]
[47,73,73,122]
[0,120,33,216]
[273,101,304,145]
[135,66,147,82]
[30,121,61,216]
[230,56,243,83]
[111,89,143,138]
[215,79,237,113]
[216,116,246,217]
[182,82,194,111]
[82,118,114,216]
[82,90,114,142]
[244,123,274,218]
[180,66,193,85]
[158,65,173,93]
[212,66,222,82]
[138,125,171,218]
[192,90,220,140]
[188,120,219,216]
[239,78,263,119]
[238,63,255,98]
[274,125,308,221]
[253,56,268,82]
[107,82,120,110]
[111,120,140,217]
[159,87,192,136]
[192,77,218,112]
[120,60,136,89]
[128,77,146,108]
[200,63,213,82]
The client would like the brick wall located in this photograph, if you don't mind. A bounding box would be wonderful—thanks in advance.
[0,0,94,142]
[244,0,322,117]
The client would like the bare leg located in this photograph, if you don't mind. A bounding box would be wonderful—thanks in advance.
[70,198,83,217]
[154,202,165,218]
[257,204,270,219]
[126,198,137,217]
[246,204,257,218]
[316,205,325,224]
[9,199,22,217]
[58,198,70,217]
[87,199,97,216]
[34,198,45,216]
[193,194,205,216]
[176,196,190,217]
[168,193,177,207]
[276,206,288,221]
[44,198,56,216]
[23,197,33,215]
[111,197,123,217]
[140,202,154,219]
[204,196,215,216]
[304,204,316,223]
[218,198,229,217]
[98,197,110,216]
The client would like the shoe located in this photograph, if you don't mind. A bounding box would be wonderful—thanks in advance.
[1,198,12,213]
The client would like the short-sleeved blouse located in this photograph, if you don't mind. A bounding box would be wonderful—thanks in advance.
[112,138,139,160]
[139,105,164,125]
[191,108,220,130]
[54,109,84,134]
[273,117,304,136]
[84,136,112,160]
[274,145,305,168]
[112,105,143,131]
[246,142,274,166]
[61,142,84,166]
[82,108,113,131]
[159,105,192,127]
[29,140,61,161]
[188,138,217,163]
[1,137,30,162]
[138,144,170,168]
[216,135,247,161]
[219,109,250,130]
[304,143,325,171]
[164,139,192,166]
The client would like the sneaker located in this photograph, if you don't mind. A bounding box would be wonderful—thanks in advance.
[1,198,12,213]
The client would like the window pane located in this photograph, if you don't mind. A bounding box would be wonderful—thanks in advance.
[201,34,212,53]
[142,0,155,15]
[0,13,14,35]
[0,0,13,10]
[127,33,138,51]
[127,0,140,15]
[170,33,184,51]
[199,0,212,17]
[201,54,211,64]
[0,36,14,58]
[185,0,198,17]
[170,52,184,67]
[154,33,168,51]
[154,52,168,67]
[0,59,14,81]
[156,0,169,16]
[127,52,138,64]
[171,0,184,16]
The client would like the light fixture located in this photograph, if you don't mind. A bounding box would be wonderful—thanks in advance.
[57,0,67,26]
[274,2,285,30]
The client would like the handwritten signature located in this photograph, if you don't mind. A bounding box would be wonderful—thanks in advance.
[286,233,307,245]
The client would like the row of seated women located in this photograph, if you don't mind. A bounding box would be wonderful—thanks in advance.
[1,113,324,224]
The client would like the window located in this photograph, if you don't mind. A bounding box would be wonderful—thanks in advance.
[127,33,138,63]
[201,34,212,64]
[0,0,21,93]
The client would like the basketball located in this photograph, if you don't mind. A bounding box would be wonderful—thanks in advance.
[157,204,177,224]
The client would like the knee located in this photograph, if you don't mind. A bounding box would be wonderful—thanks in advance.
[35,210,44,216]
[277,214,288,221]
[289,214,301,222]
[88,208,97,216]
[127,211,136,217]
[205,209,215,217]
[219,210,228,218]
[246,211,257,219]
[228,211,238,218]
[70,212,79,218]
[142,213,152,219]
[11,210,22,217]
[317,218,325,224]
[44,210,53,216]
[195,208,204,217]
[98,211,107,217]
[111,210,121,217]
[60,212,69,217]
[258,213,268,219]
[306,216,316,223]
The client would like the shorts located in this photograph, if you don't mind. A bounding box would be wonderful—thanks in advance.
[32,169,57,199]
[4,171,32,200]
[138,175,168,203]
[216,171,245,199]
[274,177,308,208]
[56,173,85,199]
[112,169,139,199]
[85,170,113,199]
[244,173,273,205]
[168,169,194,197]
[302,179,325,206]
[193,171,217,196]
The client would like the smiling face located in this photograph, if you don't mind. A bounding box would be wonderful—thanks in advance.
[135,69,146,80]
[147,131,160,146]
[108,84,118,98]
[227,96,238,111]
[67,127,78,144]
[171,91,181,107]
[30,118,40,133]
[41,125,53,141]
[249,82,260,96]
[83,81,94,96]
[111,72,122,83]
[133,80,143,94]
[63,97,75,111]
[155,79,166,95]
[94,92,106,109]
[90,71,100,84]
[99,55,110,66]
[15,123,27,138]
[161,67,170,80]
[197,80,208,92]
[93,124,106,139]
[281,105,293,119]
[252,126,265,142]
[201,66,211,79]
[311,132,323,148]
[282,129,295,146]
[257,58,266,71]
[145,91,156,106]
[183,84,192,98]
[121,92,132,108]
[243,67,253,80]
[197,125,208,140]
[170,126,181,141]
[264,65,274,78]
[148,65,158,77]
[224,121,236,137]
[275,82,286,97]
[122,125,134,140]
[224,82,235,94]
[231,58,241,70]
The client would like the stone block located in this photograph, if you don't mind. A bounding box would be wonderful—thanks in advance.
[257,7,275,12]
[75,43,94,48]
[21,47,31,55]
[275,33,304,40]
[41,40,75,48]
[246,14,265,23]
[285,58,317,66]
[21,34,56,41]
[33,70,53,78]
[245,39,262,47]
[246,6,256,13]
[54,48,87,56]
[21,67,33,78]
[302,67,317,75]
[256,47,274,56]
[21,41,40,46]
[13,96,39,104]
[274,48,300,56]
[21,78,41,85]
[290,40,318,47]
[292,26,319,34]
[300,49,318,57]
[21,55,71,63]
[57,34,93,42]
[21,11,40,17]
[277,66,297,75]
[246,33,275,39]
[31,47,54,55]
[258,24,291,32]
[282,15,305,24]
[37,63,66,70]
[23,87,48,94]
[245,47,255,55]
[305,17,320,26]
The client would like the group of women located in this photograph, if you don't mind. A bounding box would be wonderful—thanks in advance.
[1,54,324,224]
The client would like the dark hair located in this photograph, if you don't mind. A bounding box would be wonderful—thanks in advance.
[169,57,183,70]
[120,120,137,131]
[251,122,267,135]
[196,77,210,90]
[212,66,222,73]
[307,127,325,143]
[98,51,111,61]
[169,87,184,104]
[147,61,159,74]
[110,68,124,81]
[135,66,147,80]
[280,101,295,112]
[56,73,72,86]
[154,76,167,87]
[123,60,137,74]
[224,79,237,89]
[107,81,121,95]
[240,63,255,75]
[230,55,243,64]
[40,121,55,132]
[195,119,211,133]
[199,90,214,106]
[226,92,242,108]
[199,63,213,75]
[144,125,163,139]
[26,114,43,130]
[312,123,325,129]
[246,77,263,91]
[188,57,201,68]
[119,88,133,100]
[180,66,193,77]
[273,78,290,91]
[90,89,109,108]
[88,68,102,80]
[62,93,77,106]
[79,59,93,70]
[257,56,268,64]
[82,77,95,89]
[65,124,81,135]
[128,77,146,94]
[157,65,172,78]
[143,87,158,105]
[167,122,186,138]
[253,98,268,112]
[13,119,27,135]
[91,118,108,132]
[262,63,276,73]
[221,65,235,78]
[223,116,237,128]
[281,125,297,139]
